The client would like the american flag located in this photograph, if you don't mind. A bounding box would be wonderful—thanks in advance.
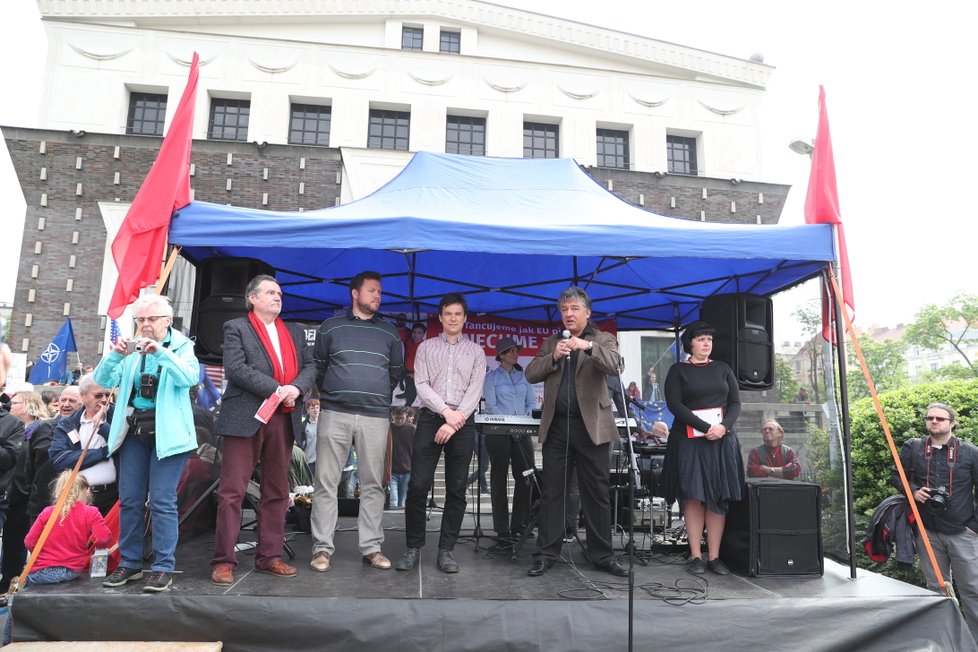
[109,319,121,344]
[204,364,226,391]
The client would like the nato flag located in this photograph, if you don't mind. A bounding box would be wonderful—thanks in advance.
[29,318,78,384]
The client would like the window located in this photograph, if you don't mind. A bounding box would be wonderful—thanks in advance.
[523,122,559,159]
[289,104,331,146]
[596,129,629,169]
[126,92,167,136]
[446,116,485,156]
[440,30,461,54]
[402,26,423,51]
[209,99,250,141]
[368,109,410,151]
[667,135,698,175]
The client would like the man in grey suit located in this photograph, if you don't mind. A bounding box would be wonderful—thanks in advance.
[210,275,316,585]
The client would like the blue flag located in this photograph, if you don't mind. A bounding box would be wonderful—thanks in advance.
[29,319,78,384]
[195,363,222,411]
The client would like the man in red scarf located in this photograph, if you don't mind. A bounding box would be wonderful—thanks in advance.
[210,275,316,585]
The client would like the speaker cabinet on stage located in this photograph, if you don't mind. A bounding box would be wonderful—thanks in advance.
[700,293,774,390]
[191,257,274,364]
[720,478,823,577]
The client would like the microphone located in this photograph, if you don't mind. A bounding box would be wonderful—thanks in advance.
[561,330,571,358]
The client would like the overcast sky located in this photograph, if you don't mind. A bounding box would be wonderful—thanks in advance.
[2,1,976,344]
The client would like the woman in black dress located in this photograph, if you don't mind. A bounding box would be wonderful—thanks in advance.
[664,321,743,575]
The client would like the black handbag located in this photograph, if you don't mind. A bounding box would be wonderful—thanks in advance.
[127,409,157,446]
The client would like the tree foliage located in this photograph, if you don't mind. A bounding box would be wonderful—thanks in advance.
[775,353,800,403]
[903,291,978,376]
[846,333,909,401]
[792,299,824,403]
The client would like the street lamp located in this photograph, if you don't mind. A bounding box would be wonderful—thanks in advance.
[788,139,814,157]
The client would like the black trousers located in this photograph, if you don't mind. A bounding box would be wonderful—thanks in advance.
[486,433,535,537]
[534,415,613,566]
[0,500,29,592]
[404,409,476,551]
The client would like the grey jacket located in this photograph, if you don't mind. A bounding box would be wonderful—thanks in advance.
[215,317,317,439]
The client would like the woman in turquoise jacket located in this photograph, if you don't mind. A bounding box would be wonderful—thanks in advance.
[93,295,200,593]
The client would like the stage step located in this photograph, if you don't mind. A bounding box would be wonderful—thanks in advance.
[4,643,222,651]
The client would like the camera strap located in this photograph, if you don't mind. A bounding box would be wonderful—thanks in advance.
[924,436,957,496]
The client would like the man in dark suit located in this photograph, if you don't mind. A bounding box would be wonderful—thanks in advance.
[525,286,627,577]
[210,274,316,585]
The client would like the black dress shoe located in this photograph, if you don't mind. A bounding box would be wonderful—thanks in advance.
[600,560,629,577]
[436,548,459,573]
[527,559,554,577]
[395,547,420,571]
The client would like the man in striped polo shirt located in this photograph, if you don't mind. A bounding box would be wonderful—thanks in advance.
[310,271,405,572]
[395,293,486,573]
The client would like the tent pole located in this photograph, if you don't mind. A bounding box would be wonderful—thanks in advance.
[827,265,857,579]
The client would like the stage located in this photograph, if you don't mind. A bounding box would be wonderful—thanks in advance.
[8,509,975,652]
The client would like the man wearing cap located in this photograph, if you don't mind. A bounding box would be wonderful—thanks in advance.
[483,336,538,541]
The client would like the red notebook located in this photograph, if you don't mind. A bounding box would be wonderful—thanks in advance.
[686,407,723,438]
[254,391,283,424]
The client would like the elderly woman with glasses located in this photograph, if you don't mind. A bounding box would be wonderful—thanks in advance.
[747,419,801,480]
[92,294,200,594]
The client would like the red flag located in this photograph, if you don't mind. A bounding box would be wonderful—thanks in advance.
[107,52,199,319]
[804,86,854,341]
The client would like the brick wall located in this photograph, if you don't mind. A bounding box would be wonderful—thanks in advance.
[4,128,342,365]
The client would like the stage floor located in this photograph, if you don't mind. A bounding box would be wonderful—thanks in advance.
[10,509,977,652]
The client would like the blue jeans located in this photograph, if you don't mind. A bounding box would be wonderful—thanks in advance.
[118,434,189,572]
[390,472,410,508]
[25,566,79,586]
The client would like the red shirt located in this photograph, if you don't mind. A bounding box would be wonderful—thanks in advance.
[25,503,113,572]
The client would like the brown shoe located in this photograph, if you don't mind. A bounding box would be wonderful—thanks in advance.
[255,559,297,578]
[310,551,331,572]
[210,564,234,586]
[362,551,392,570]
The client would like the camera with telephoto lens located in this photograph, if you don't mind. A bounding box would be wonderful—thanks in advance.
[926,486,950,514]
[139,373,159,399]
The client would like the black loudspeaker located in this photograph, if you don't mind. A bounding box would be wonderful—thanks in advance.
[700,293,774,390]
[720,478,823,577]
[191,257,274,364]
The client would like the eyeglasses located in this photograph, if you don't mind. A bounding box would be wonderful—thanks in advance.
[925,416,951,423]
[134,315,168,324]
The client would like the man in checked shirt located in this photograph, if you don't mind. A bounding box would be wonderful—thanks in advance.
[395,293,486,574]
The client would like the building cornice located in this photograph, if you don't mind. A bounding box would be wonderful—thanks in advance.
[35,0,773,88]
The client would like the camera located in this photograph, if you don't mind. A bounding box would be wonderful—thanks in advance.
[126,341,144,355]
[926,486,950,514]
[139,373,159,400]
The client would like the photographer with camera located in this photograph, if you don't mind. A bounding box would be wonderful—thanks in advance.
[92,295,200,593]
[892,402,978,640]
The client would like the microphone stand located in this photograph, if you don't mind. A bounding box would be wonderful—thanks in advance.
[614,372,642,652]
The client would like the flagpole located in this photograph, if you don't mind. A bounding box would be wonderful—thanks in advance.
[155,245,182,296]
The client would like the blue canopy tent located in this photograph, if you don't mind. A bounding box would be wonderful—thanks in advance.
[169,151,836,328]
[168,151,858,577]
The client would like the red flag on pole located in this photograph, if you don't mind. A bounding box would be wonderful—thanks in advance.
[804,86,854,341]
[107,52,200,319]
